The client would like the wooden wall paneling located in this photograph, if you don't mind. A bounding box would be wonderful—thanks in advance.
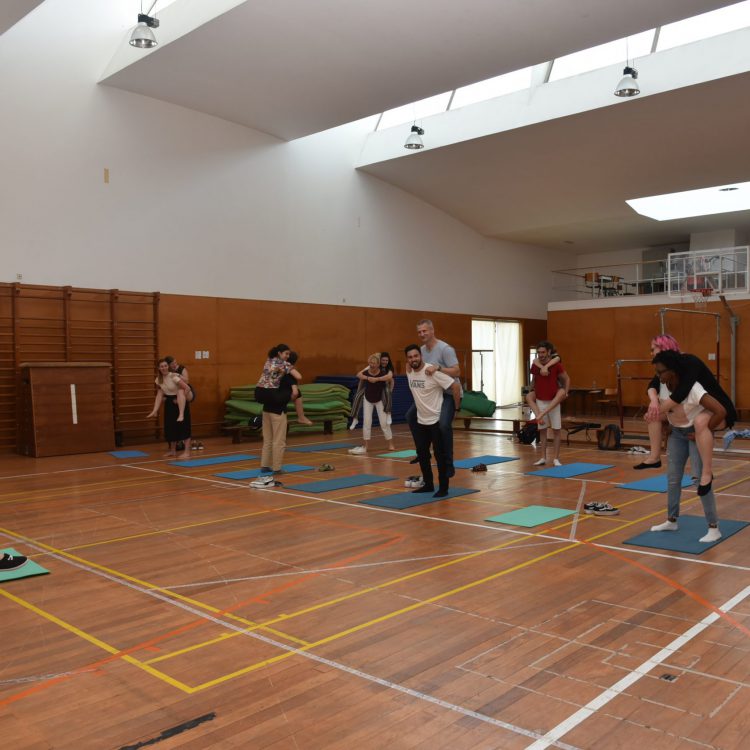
[0,287,14,449]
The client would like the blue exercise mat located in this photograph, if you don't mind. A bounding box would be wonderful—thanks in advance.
[288,442,356,453]
[286,474,396,493]
[0,548,50,582]
[171,454,258,468]
[454,455,519,469]
[528,462,613,478]
[618,474,692,493]
[361,487,478,509]
[110,450,148,458]
[623,515,748,554]
[486,505,576,527]
[216,464,314,480]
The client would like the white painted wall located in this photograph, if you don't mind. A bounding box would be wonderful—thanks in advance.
[0,0,572,319]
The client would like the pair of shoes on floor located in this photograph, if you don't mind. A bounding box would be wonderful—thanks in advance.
[318,464,334,472]
[404,476,424,488]
[0,553,28,571]
[348,446,366,455]
[627,446,649,454]
[634,460,661,470]
[583,501,620,516]
[190,440,205,451]
[250,475,282,488]
[471,463,488,473]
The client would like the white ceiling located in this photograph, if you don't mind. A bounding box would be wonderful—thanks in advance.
[101,0,732,140]
[98,0,748,252]
[0,0,44,36]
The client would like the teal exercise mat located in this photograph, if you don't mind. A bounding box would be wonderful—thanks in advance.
[486,505,576,527]
[286,474,396,493]
[361,487,478,509]
[288,442,355,453]
[216,464,313,480]
[528,462,614,478]
[618,474,692,492]
[110,450,148,458]
[171,454,258,467]
[454,455,518,469]
[0,548,50,583]
[623,515,748,554]
[377,450,417,458]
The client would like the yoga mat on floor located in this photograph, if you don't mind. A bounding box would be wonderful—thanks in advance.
[528,462,613,478]
[216,464,314,480]
[0,548,50,583]
[623,515,748,554]
[454,455,519,469]
[171,454,258,467]
[288,442,355,453]
[286,474,396,493]
[361,487,478,509]
[618,474,692,493]
[110,450,148,458]
[377,450,417,458]
[486,505,576,527]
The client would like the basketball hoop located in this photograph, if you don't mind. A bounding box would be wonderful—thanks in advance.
[692,287,713,309]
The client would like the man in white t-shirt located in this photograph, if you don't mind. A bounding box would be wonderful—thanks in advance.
[405,344,462,498]
[650,350,731,543]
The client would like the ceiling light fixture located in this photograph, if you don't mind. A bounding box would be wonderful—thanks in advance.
[614,37,640,97]
[129,1,160,49]
[404,125,425,150]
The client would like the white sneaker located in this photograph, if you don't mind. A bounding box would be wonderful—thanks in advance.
[349,446,366,455]
[349,419,359,430]
[250,475,275,489]
[699,527,721,543]
[533,458,546,466]
[553,459,562,467]
[651,520,679,532]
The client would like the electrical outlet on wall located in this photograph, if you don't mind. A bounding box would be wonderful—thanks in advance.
[202,351,209,359]
[195,351,202,359]
[708,353,716,360]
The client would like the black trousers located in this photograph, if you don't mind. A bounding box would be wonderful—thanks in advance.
[406,397,456,473]
[412,421,448,491]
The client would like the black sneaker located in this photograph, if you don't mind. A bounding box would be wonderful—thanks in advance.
[472,463,488,473]
[0,553,28,571]
[583,502,601,514]
[593,503,620,516]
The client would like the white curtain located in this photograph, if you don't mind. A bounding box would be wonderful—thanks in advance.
[471,319,522,407]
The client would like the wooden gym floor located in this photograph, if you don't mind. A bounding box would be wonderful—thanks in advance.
[1,427,750,750]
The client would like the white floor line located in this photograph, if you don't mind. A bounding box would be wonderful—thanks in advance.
[525,584,750,750]
[124,464,750,574]
[0,529,579,750]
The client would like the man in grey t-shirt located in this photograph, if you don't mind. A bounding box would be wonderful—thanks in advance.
[405,318,462,476]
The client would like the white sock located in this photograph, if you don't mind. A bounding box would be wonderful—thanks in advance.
[349,418,358,430]
[699,527,721,543]
[651,520,678,532]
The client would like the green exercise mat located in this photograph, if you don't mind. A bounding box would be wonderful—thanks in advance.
[0,548,50,582]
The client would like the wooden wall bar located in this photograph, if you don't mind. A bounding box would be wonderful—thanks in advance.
[548,298,749,409]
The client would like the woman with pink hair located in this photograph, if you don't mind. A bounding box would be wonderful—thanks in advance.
[638,334,736,497]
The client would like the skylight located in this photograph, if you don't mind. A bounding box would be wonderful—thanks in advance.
[657,0,750,51]
[548,30,654,82]
[451,67,534,109]
[627,182,750,221]
[376,92,452,130]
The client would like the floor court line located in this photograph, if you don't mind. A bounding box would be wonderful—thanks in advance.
[125,464,750,573]
[525,584,750,750]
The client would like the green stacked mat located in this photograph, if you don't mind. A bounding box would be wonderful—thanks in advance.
[459,390,497,417]
[225,383,351,434]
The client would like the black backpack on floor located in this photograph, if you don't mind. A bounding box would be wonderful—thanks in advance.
[597,424,621,450]
[518,422,539,445]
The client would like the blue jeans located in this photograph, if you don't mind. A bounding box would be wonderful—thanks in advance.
[667,426,717,525]
[406,397,456,472]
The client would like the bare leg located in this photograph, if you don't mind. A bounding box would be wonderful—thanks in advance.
[177,438,191,459]
[165,441,177,457]
[539,427,548,462]
[646,419,663,463]
[694,411,721,488]
[176,389,186,421]
[293,388,313,425]
[551,429,562,462]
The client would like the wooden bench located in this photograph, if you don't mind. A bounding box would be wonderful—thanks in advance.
[561,419,600,445]
[455,410,530,435]
[222,419,334,444]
